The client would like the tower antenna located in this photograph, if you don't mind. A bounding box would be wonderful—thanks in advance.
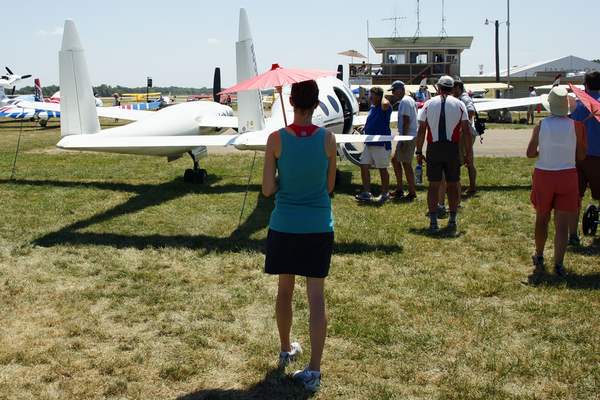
[439,0,448,37]
[382,5,406,39]
[414,0,422,37]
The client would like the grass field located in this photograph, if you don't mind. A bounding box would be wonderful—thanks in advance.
[1,118,599,399]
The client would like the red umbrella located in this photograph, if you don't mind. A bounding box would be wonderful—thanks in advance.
[569,83,600,123]
[219,63,338,125]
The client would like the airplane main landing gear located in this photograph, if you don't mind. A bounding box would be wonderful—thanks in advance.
[184,150,208,184]
[582,204,599,236]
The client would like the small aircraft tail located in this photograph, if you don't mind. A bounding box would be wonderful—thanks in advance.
[34,79,43,102]
[552,74,562,88]
[235,8,265,133]
[59,19,100,136]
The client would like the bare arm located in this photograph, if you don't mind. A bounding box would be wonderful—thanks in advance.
[526,122,541,158]
[325,130,337,193]
[262,131,281,197]
[461,119,472,166]
[416,120,427,164]
[382,96,391,111]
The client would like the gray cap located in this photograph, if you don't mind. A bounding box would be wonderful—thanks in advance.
[437,75,454,88]
[389,80,405,91]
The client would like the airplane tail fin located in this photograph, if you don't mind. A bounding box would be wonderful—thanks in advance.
[34,78,43,102]
[59,19,101,137]
[235,8,266,133]
[552,74,562,88]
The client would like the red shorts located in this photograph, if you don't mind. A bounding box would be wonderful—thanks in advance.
[531,168,581,214]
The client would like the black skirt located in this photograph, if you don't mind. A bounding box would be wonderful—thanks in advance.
[265,229,334,278]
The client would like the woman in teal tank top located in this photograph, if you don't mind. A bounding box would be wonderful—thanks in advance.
[262,80,337,390]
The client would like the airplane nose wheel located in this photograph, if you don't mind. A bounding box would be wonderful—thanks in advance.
[582,204,599,236]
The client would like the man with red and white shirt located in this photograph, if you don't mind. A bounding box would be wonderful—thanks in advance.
[416,75,472,231]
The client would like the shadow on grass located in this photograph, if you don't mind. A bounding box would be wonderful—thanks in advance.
[526,268,600,290]
[176,368,314,400]
[409,226,464,239]
[568,236,600,257]
[5,178,402,255]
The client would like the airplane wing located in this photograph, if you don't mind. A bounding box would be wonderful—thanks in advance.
[57,131,413,155]
[472,96,542,112]
[17,100,159,121]
[354,111,398,126]
[463,83,514,93]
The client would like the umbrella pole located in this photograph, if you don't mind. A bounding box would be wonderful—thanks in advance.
[277,86,287,126]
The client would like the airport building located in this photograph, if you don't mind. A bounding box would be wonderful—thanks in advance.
[462,55,599,98]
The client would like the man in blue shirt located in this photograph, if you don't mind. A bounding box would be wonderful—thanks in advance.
[568,70,600,246]
[355,86,392,202]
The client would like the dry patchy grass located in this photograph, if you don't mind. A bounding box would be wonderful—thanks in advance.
[0,118,599,399]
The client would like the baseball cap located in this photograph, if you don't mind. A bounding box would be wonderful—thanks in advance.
[389,80,405,91]
[437,75,454,88]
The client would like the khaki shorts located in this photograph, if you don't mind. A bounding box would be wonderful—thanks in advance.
[394,137,417,164]
[361,145,391,168]
[460,134,476,161]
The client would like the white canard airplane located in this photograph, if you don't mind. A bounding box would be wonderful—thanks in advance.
[40,11,409,183]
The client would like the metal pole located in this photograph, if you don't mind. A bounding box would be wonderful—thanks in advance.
[507,0,510,98]
[495,21,500,83]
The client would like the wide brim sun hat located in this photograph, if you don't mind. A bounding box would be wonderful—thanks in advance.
[541,87,577,116]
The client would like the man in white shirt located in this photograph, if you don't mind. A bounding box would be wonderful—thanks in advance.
[416,76,472,231]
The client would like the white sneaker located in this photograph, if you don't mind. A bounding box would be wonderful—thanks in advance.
[279,342,302,366]
[293,365,322,392]
[376,192,390,202]
[437,204,447,213]
[355,191,372,201]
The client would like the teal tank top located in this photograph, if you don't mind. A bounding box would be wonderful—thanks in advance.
[269,127,334,234]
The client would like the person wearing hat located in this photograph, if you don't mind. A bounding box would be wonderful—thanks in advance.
[389,80,418,200]
[112,93,121,123]
[568,70,600,246]
[415,85,430,103]
[526,86,587,276]
[416,75,472,231]
[527,85,537,125]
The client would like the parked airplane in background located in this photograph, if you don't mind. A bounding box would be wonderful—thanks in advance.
[47,10,409,183]
[122,92,162,101]
[0,67,31,90]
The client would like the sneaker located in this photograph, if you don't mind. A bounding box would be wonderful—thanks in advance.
[279,342,302,366]
[430,223,440,232]
[355,191,372,201]
[437,205,447,213]
[457,204,463,211]
[448,221,457,229]
[376,192,390,202]
[403,193,417,201]
[531,252,544,269]
[389,188,404,198]
[554,264,567,277]
[293,366,322,392]
[568,236,582,247]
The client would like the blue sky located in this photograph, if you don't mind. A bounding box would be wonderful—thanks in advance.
[5,0,598,90]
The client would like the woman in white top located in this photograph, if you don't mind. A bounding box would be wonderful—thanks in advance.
[526,87,587,276]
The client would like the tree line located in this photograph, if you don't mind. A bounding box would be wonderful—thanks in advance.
[14,85,213,98]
